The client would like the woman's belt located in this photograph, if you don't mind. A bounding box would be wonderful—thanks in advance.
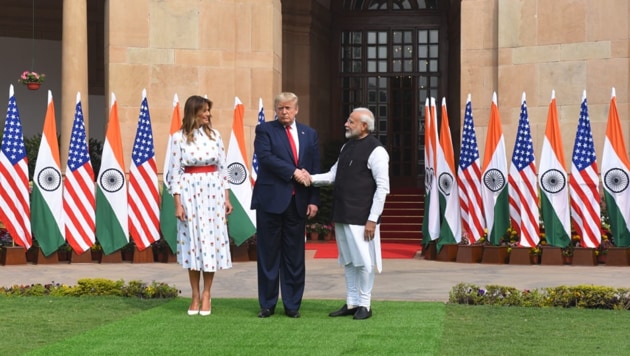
[184,165,218,174]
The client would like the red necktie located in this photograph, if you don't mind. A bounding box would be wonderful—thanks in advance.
[286,126,298,165]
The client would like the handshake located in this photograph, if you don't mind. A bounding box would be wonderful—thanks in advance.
[293,168,313,187]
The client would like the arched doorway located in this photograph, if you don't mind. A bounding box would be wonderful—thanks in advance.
[331,0,460,189]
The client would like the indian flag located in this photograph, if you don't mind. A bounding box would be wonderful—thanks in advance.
[436,97,461,251]
[31,90,64,256]
[159,94,181,253]
[601,87,630,247]
[422,97,440,246]
[539,90,570,247]
[96,93,129,255]
[481,92,510,245]
[226,97,256,246]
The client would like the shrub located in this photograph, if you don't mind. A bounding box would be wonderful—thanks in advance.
[449,283,630,310]
[0,279,179,299]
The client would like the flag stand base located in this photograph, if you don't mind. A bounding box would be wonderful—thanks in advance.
[456,245,483,263]
[132,246,154,263]
[71,250,93,263]
[100,251,123,263]
[1,246,27,265]
[435,244,458,262]
[35,248,59,264]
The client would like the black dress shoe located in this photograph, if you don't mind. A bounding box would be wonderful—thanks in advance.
[329,304,358,317]
[353,306,372,320]
[258,308,275,318]
[285,309,301,318]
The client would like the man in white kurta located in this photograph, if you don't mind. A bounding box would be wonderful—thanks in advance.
[308,107,389,320]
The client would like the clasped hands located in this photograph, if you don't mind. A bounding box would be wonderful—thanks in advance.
[293,168,312,187]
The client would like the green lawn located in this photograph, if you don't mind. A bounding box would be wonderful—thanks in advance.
[1,297,628,355]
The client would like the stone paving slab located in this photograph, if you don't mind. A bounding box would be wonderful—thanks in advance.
[2,255,630,302]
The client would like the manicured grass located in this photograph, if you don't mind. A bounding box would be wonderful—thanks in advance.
[3,297,630,355]
[441,304,630,355]
[0,296,169,355]
[4,297,443,355]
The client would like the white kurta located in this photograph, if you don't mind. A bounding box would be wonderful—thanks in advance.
[311,145,390,273]
[167,128,232,272]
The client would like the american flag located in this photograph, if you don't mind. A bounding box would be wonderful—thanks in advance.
[457,95,485,243]
[128,91,159,250]
[0,86,32,249]
[507,93,539,247]
[251,98,265,182]
[570,91,601,247]
[63,93,95,254]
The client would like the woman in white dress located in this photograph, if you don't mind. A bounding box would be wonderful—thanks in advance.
[167,95,233,316]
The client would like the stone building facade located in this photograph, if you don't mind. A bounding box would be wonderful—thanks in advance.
[1,0,629,189]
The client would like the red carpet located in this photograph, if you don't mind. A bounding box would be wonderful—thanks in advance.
[305,241,421,259]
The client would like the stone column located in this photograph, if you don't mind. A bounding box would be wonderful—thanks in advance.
[61,0,89,170]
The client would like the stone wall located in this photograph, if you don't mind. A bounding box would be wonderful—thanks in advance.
[106,0,282,173]
[461,0,630,166]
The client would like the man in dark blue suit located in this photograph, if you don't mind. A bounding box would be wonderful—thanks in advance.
[251,92,320,318]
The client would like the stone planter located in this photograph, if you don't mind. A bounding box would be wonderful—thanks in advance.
[572,248,597,266]
[100,251,123,263]
[541,246,564,265]
[153,246,176,263]
[435,244,458,262]
[70,250,93,263]
[481,245,508,264]
[248,243,257,261]
[1,246,27,265]
[455,245,483,263]
[422,241,437,260]
[604,247,630,266]
[35,248,59,265]
[508,247,532,265]
[132,246,154,263]
[230,243,250,262]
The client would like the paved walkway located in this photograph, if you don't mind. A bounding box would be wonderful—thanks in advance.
[3,251,630,302]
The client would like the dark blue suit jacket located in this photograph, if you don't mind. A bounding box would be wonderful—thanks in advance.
[251,120,320,216]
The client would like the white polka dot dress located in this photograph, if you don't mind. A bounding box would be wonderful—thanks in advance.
[167,128,232,272]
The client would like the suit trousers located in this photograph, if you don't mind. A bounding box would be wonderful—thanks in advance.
[256,196,306,311]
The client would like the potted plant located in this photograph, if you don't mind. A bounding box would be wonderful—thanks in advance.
[18,70,46,90]
[561,244,574,265]
[152,239,165,262]
[597,234,613,264]
[321,223,334,241]
[91,242,103,262]
[26,239,40,263]
[57,242,72,262]
[122,241,135,261]
[306,222,323,241]
[529,246,541,264]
